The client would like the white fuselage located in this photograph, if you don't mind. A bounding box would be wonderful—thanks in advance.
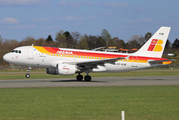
[3,46,161,73]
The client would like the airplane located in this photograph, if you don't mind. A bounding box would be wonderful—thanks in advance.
[3,27,172,81]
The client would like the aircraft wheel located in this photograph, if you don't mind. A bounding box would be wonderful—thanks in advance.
[76,75,83,81]
[84,75,91,81]
[25,73,30,78]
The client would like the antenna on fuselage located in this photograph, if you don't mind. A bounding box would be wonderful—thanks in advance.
[31,44,34,46]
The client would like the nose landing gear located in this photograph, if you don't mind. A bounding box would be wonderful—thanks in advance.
[25,67,31,78]
[25,73,30,78]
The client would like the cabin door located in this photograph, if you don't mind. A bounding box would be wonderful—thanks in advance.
[28,48,34,59]
[132,56,138,67]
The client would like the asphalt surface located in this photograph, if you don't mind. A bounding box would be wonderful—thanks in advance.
[0,76,179,88]
[0,70,179,74]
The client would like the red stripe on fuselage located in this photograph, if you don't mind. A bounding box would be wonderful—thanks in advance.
[43,47,60,54]
[136,56,168,61]
[72,51,127,58]
[40,46,168,61]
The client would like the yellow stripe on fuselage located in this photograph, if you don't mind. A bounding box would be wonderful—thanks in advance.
[33,46,51,54]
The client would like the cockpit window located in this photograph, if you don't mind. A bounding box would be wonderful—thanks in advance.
[11,50,15,53]
[11,50,21,54]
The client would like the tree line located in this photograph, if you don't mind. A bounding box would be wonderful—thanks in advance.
[0,29,179,65]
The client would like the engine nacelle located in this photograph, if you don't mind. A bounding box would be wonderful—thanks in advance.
[46,64,76,76]
[57,64,76,75]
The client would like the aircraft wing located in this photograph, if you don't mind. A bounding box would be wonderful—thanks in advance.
[76,57,124,64]
[75,57,126,69]
[63,57,126,70]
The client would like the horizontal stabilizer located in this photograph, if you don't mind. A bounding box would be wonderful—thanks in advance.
[148,59,173,64]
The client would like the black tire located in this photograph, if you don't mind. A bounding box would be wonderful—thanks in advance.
[84,75,91,81]
[25,74,30,78]
[76,75,83,81]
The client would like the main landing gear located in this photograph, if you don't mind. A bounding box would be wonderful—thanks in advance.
[76,73,92,81]
[25,67,31,78]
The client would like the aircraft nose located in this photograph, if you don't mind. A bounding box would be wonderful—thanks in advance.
[3,53,11,63]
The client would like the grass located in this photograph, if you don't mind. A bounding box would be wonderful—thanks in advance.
[0,69,179,119]
[0,70,179,80]
[0,86,179,120]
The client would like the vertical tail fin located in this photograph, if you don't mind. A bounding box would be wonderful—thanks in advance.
[134,27,171,58]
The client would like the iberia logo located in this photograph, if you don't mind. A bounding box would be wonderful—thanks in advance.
[147,39,163,52]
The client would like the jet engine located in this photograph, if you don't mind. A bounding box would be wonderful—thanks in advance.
[46,68,58,75]
[46,63,77,75]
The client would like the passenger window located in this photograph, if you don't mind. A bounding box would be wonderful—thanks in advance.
[19,50,21,53]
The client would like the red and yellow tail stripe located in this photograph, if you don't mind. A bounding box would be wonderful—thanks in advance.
[147,39,163,52]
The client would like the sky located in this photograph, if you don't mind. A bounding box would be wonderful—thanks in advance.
[0,0,179,43]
